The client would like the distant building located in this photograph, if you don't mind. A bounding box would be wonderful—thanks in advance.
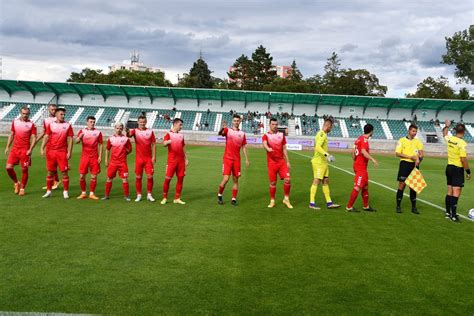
[228,65,291,82]
[109,51,162,73]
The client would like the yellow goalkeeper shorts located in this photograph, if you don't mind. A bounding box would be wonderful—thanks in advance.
[311,161,329,180]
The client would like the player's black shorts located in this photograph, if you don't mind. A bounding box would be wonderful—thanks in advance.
[445,164,464,187]
[397,160,416,182]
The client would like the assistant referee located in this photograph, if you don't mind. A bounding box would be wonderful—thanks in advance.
[395,124,424,214]
[443,120,471,222]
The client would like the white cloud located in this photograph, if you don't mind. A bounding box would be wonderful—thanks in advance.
[1,0,473,96]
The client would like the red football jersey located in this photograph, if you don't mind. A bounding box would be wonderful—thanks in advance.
[77,128,103,158]
[222,127,247,161]
[107,135,131,164]
[262,131,286,162]
[163,130,185,162]
[130,128,156,158]
[353,135,370,171]
[45,121,73,152]
[43,116,56,131]
[11,118,37,150]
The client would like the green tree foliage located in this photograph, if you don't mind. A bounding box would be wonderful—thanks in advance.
[67,68,171,86]
[287,59,303,82]
[406,76,455,99]
[178,57,213,88]
[251,45,277,89]
[228,54,254,90]
[337,69,387,96]
[442,26,474,84]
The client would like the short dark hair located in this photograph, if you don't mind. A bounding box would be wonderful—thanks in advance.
[364,123,374,134]
[269,117,278,123]
[324,117,334,124]
[173,118,183,124]
[408,124,418,130]
[138,115,147,121]
[20,106,30,112]
[232,114,241,120]
[56,108,66,113]
[86,116,96,121]
[49,104,58,108]
[455,123,465,134]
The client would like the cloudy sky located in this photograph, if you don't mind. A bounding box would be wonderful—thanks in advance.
[0,0,473,97]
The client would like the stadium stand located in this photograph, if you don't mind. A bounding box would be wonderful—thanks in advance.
[0,80,473,143]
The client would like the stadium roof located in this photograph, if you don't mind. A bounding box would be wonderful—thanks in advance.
[0,79,473,115]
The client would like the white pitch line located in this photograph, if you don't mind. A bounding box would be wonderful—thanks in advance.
[290,151,473,222]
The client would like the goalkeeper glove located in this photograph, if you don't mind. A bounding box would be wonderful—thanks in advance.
[326,154,335,163]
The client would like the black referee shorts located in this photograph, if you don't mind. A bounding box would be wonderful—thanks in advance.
[397,160,416,182]
[446,165,464,187]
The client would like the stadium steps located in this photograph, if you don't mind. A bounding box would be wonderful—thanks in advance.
[193,112,202,131]
[69,107,84,125]
[381,121,393,140]
[121,111,131,124]
[94,108,105,124]
[288,119,296,136]
[1,103,20,121]
[295,117,302,136]
[214,113,222,132]
[31,105,46,124]
[339,119,349,137]
[146,111,157,128]
[114,109,126,124]
[97,107,119,126]
[64,105,79,122]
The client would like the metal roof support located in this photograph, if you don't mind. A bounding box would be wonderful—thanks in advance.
[145,88,154,104]
[386,99,399,116]
[19,82,37,100]
[220,91,224,108]
[94,86,108,102]
[411,99,424,116]
[169,89,177,105]
[362,98,373,115]
[461,104,473,120]
[244,93,247,108]
[436,100,452,117]
[339,96,348,114]
[69,84,84,101]
[44,83,61,104]
[268,93,271,111]
[315,95,322,115]
[0,81,13,96]
[120,87,131,103]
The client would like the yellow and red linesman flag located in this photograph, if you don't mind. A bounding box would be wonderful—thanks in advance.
[405,168,427,194]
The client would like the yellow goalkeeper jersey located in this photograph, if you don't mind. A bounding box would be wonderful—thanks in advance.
[313,130,328,164]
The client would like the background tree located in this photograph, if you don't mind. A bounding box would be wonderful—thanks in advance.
[67,68,171,86]
[337,69,387,96]
[227,54,254,90]
[178,56,213,88]
[322,52,342,94]
[287,59,303,82]
[251,45,277,90]
[441,26,474,84]
[406,76,456,99]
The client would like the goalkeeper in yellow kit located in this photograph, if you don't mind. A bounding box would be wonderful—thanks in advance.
[309,117,340,210]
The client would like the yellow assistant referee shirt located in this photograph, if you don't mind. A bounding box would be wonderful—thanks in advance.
[313,130,328,164]
[395,137,424,162]
[445,135,467,168]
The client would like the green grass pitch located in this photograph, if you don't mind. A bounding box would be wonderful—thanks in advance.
[0,137,473,314]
